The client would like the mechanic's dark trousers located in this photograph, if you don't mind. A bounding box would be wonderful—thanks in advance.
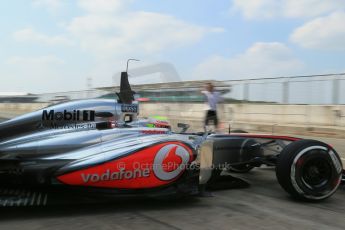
[204,110,218,132]
[205,110,218,126]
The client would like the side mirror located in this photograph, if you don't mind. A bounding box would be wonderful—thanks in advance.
[124,114,133,123]
[177,123,190,133]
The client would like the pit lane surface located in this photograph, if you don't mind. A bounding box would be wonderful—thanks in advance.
[0,116,345,230]
[0,168,345,230]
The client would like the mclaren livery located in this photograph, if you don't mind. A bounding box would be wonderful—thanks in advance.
[0,71,343,206]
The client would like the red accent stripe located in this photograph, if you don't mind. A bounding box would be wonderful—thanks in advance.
[228,133,301,141]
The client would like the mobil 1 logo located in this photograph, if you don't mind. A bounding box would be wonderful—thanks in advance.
[42,109,95,121]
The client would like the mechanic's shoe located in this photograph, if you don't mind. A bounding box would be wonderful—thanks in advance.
[198,184,214,197]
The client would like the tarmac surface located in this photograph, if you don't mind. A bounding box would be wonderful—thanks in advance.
[1,168,345,230]
[0,117,345,229]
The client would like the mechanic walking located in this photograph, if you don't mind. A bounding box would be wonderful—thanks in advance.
[202,82,222,132]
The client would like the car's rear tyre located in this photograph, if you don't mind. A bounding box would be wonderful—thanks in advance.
[276,139,342,201]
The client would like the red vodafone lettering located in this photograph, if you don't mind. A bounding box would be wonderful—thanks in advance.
[57,142,194,189]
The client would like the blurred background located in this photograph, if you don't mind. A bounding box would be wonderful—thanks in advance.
[1,68,345,138]
[1,0,345,139]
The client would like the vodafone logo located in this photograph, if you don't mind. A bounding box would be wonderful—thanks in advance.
[153,144,190,181]
[58,142,192,189]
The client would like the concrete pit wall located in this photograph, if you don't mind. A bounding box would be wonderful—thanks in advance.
[139,103,345,138]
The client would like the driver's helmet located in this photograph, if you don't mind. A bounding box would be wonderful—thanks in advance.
[144,116,171,130]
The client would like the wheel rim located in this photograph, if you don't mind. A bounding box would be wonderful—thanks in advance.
[301,158,332,189]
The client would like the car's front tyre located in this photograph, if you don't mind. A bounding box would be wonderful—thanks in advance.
[276,139,342,201]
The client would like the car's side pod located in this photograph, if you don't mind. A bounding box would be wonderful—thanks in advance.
[197,137,261,187]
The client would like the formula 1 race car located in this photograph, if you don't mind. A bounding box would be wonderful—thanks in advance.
[0,71,343,206]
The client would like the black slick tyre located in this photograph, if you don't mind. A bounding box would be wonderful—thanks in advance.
[276,139,342,201]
